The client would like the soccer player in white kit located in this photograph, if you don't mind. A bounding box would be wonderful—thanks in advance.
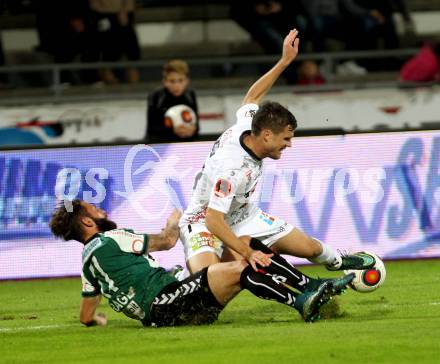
[180,29,375,276]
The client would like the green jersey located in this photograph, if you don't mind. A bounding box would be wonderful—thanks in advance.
[81,229,177,323]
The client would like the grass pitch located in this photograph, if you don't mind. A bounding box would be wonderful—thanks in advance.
[1,259,439,364]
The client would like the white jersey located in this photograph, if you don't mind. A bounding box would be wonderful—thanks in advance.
[181,104,263,226]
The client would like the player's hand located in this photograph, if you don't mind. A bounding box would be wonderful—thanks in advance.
[281,29,300,66]
[174,124,196,138]
[166,209,182,230]
[164,209,182,248]
[247,249,273,271]
[95,312,107,326]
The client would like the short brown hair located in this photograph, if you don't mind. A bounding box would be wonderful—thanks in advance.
[163,59,189,77]
[49,199,87,243]
[252,101,297,136]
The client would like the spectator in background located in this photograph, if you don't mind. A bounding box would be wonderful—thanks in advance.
[146,60,199,143]
[300,0,385,53]
[296,60,326,85]
[35,0,97,84]
[230,1,303,55]
[88,0,141,84]
[0,35,7,87]
[355,0,414,49]
[300,0,385,75]
[230,1,302,83]
[400,42,440,83]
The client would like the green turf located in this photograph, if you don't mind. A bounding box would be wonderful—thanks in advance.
[1,259,439,364]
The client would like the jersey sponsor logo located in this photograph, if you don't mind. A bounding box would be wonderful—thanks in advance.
[104,230,145,255]
[189,232,222,251]
[258,211,276,226]
[214,178,232,198]
[82,238,102,263]
[109,289,146,320]
[187,206,208,224]
[245,109,256,118]
[132,239,144,253]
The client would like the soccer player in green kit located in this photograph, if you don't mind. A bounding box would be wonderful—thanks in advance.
[49,200,354,326]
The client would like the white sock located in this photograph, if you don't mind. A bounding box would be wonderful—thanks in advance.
[308,238,342,268]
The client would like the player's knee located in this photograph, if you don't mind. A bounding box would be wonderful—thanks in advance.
[225,260,249,277]
[208,260,248,285]
[237,259,249,270]
[226,259,248,274]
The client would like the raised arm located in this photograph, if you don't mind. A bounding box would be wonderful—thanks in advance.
[147,209,182,252]
[242,29,300,105]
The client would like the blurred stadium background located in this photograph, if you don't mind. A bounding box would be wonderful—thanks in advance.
[0,0,439,273]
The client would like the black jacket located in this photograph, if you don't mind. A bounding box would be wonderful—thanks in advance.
[146,87,199,143]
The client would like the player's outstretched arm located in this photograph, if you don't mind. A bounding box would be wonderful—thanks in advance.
[242,29,300,106]
[205,208,272,271]
[79,295,107,327]
[148,209,182,252]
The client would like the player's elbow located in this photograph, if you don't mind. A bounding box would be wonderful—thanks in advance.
[242,94,259,106]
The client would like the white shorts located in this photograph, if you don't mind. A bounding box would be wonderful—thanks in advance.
[180,209,293,261]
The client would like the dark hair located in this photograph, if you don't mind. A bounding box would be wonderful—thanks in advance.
[252,101,297,136]
[49,199,87,243]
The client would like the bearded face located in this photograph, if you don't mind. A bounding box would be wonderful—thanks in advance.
[92,216,118,232]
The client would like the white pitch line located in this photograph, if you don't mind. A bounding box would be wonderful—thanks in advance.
[354,301,440,309]
[0,323,77,333]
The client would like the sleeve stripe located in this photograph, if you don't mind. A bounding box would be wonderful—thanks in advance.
[142,234,148,255]
[81,291,100,297]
